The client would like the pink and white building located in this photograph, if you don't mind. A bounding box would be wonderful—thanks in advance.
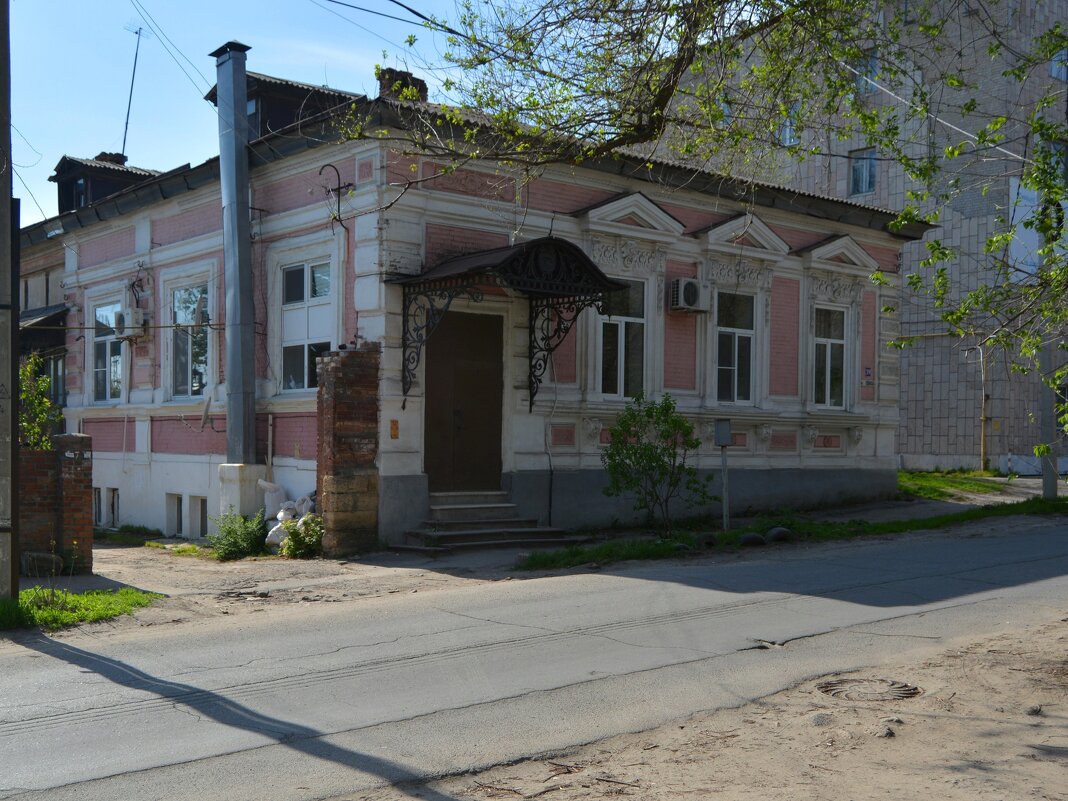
[17,52,925,545]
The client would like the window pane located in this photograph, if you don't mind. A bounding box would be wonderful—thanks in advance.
[815,342,827,405]
[604,280,644,318]
[95,302,120,336]
[310,263,331,298]
[830,343,844,406]
[191,325,207,396]
[283,266,305,304]
[173,330,190,396]
[173,285,205,326]
[109,341,122,399]
[718,331,734,367]
[815,308,845,339]
[95,340,107,371]
[307,342,330,388]
[737,335,752,401]
[623,321,644,398]
[717,293,754,329]
[282,345,304,390]
[717,367,733,402]
[94,342,107,401]
[601,322,619,395]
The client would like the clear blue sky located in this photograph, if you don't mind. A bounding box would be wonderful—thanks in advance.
[12,0,457,225]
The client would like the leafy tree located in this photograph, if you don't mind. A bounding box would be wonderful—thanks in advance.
[18,353,62,450]
[376,0,1068,447]
[601,393,713,529]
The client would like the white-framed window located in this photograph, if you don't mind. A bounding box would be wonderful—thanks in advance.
[280,260,333,390]
[716,292,755,403]
[849,147,877,195]
[813,306,846,408]
[1051,48,1068,81]
[599,279,646,398]
[92,300,123,403]
[171,282,210,398]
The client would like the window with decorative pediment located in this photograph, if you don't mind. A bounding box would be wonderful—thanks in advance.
[599,279,646,398]
[814,306,846,408]
[716,292,754,403]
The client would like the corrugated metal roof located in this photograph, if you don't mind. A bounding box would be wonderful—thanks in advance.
[50,155,161,179]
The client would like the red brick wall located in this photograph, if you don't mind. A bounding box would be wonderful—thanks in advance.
[769,276,800,396]
[770,225,826,252]
[550,320,577,384]
[421,162,515,202]
[18,435,94,574]
[256,163,355,215]
[316,344,381,555]
[151,417,227,455]
[253,412,317,462]
[82,418,137,452]
[79,227,135,268]
[524,179,615,213]
[151,203,222,247]
[659,203,730,235]
[664,260,698,390]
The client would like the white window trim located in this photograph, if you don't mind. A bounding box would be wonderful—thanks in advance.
[266,233,344,397]
[713,290,758,406]
[84,284,128,406]
[811,304,850,410]
[595,277,649,401]
[160,263,215,403]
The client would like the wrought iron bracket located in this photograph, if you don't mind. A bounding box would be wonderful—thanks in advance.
[528,295,604,411]
[400,278,484,397]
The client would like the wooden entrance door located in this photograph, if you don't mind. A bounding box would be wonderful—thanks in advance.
[424,312,503,492]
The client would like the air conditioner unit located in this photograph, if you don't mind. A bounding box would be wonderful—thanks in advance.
[115,308,145,336]
[669,278,710,312]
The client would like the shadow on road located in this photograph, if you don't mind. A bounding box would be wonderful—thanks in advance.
[16,635,461,801]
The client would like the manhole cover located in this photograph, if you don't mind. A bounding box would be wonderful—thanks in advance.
[816,678,923,701]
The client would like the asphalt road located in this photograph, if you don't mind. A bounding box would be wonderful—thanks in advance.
[2,517,1067,801]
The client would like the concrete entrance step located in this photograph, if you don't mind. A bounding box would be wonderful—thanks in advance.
[423,517,540,532]
[429,491,509,506]
[429,503,518,522]
[399,527,591,553]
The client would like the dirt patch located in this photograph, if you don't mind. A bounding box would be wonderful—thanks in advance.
[75,543,507,632]
[357,615,1068,801]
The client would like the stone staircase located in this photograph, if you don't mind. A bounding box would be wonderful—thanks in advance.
[397,491,591,553]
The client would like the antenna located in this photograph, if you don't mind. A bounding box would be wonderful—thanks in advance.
[121,24,153,155]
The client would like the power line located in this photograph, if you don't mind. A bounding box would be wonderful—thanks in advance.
[128,0,210,97]
[129,0,210,91]
[13,166,48,220]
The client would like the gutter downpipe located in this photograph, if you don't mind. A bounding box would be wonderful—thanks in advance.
[212,41,264,516]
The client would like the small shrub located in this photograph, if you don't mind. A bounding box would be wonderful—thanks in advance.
[18,353,63,449]
[279,514,324,559]
[207,509,267,561]
[601,392,714,529]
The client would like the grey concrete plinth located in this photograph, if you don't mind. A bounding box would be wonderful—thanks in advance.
[0,530,11,597]
[218,464,268,518]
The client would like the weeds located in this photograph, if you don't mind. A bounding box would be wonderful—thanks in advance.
[0,587,161,631]
[279,514,324,559]
[897,471,1004,500]
[207,509,268,561]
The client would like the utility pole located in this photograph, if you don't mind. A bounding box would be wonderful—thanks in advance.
[0,0,17,599]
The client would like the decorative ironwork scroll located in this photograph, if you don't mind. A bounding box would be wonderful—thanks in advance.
[400,276,484,396]
[528,294,605,411]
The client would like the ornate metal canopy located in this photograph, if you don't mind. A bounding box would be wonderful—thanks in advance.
[388,237,626,411]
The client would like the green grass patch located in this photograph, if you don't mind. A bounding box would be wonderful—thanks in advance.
[516,533,697,570]
[516,496,1068,571]
[897,470,1004,500]
[0,587,161,631]
[169,543,205,557]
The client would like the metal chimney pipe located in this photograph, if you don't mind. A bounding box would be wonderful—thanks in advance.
[211,41,256,464]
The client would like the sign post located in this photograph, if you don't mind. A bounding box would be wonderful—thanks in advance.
[714,419,732,531]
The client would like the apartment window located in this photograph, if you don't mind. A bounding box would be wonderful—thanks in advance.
[779,102,800,146]
[172,283,209,397]
[45,353,65,407]
[854,49,878,94]
[600,279,645,398]
[93,488,102,526]
[716,293,755,403]
[814,307,846,408]
[92,301,123,402]
[1051,49,1068,81]
[849,148,877,195]
[281,261,332,390]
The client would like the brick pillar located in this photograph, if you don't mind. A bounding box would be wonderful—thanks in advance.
[316,344,381,556]
[17,434,94,575]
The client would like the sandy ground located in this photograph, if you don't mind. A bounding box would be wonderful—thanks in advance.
[350,613,1064,801]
